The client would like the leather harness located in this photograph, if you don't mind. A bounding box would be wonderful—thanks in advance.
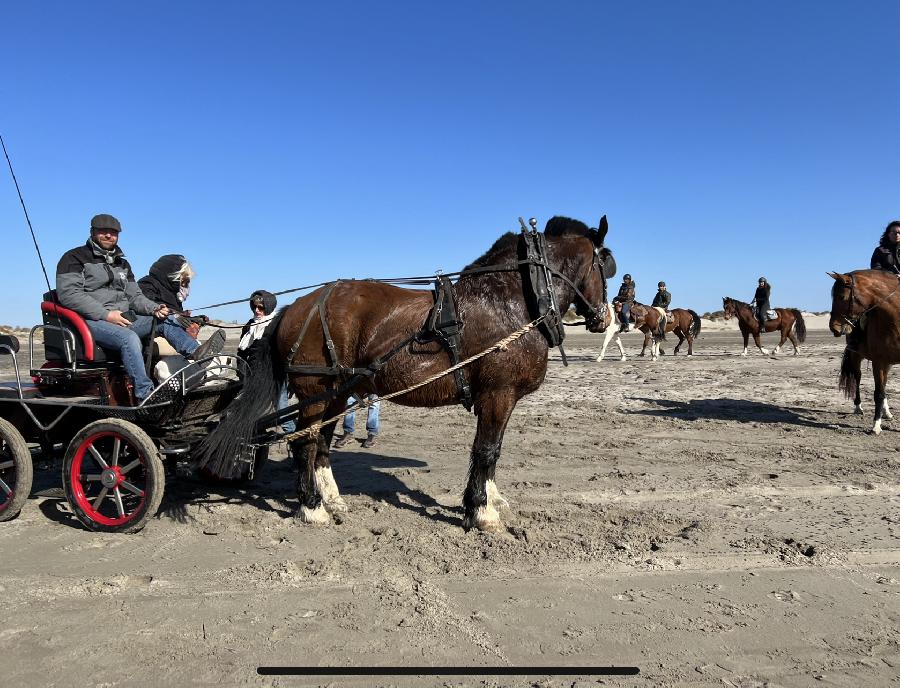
[276,227,606,419]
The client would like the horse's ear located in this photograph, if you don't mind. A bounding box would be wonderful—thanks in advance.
[596,215,608,245]
[827,271,846,281]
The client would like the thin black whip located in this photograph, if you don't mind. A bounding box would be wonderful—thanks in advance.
[1,134,54,296]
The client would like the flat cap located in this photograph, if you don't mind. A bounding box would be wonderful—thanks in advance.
[90,214,122,231]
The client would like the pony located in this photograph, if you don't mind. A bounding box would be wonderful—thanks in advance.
[829,269,900,435]
[638,308,702,357]
[721,297,806,356]
[596,302,668,361]
[200,216,615,532]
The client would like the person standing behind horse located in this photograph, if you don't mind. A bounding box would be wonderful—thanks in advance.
[613,273,636,331]
[870,220,900,273]
[238,290,296,434]
[751,277,771,331]
[652,281,671,310]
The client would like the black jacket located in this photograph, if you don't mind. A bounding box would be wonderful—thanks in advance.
[651,290,671,309]
[613,281,635,304]
[753,284,771,311]
[871,244,900,273]
[138,254,186,311]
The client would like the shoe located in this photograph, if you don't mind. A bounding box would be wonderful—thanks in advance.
[362,433,377,449]
[333,433,353,449]
[190,329,226,361]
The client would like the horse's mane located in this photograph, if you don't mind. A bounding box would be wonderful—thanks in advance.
[724,296,750,308]
[464,216,595,270]
[464,232,518,270]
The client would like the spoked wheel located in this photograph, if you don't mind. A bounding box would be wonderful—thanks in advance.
[62,419,164,533]
[0,417,33,522]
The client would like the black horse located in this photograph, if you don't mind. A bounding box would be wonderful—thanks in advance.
[199,216,615,532]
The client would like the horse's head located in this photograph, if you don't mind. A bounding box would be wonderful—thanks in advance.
[722,297,737,320]
[828,271,861,337]
[544,215,617,333]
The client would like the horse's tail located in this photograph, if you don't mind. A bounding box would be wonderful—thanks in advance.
[688,310,702,338]
[194,310,287,478]
[657,317,667,340]
[839,346,860,400]
[791,309,807,343]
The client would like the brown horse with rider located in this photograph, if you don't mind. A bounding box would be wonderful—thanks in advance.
[721,297,806,356]
[638,308,702,356]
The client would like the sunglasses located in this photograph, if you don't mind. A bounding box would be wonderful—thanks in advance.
[251,303,265,311]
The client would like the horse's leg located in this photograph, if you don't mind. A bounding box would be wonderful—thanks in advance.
[314,412,349,514]
[597,326,614,362]
[752,327,769,356]
[883,397,893,420]
[790,321,801,355]
[741,326,750,356]
[294,434,331,524]
[639,331,649,356]
[853,354,864,414]
[871,361,890,435]
[673,327,684,354]
[773,324,789,356]
[651,336,659,361]
[463,391,516,533]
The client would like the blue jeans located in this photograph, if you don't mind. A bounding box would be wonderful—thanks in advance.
[86,316,156,399]
[343,394,379,436]
[277,384,296,433]
[620,302,631,325]
[158,315,200,357]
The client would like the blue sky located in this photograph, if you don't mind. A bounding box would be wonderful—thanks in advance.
[2,2,898,326]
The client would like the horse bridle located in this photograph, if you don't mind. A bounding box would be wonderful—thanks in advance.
[837,273,900,330]
[548,245,608,328]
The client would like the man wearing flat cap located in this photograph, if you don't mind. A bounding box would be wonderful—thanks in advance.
[56,213,221,403]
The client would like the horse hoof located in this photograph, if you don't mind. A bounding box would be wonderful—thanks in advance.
[620,356,627,362]
[464,505,503,533]
[323,497,349,514]
[298,504,332,525]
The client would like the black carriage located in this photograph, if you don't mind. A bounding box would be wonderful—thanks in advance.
[0,294,249,533]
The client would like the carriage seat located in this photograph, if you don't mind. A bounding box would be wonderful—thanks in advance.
[40,295,118,365]
[39,290,152,367]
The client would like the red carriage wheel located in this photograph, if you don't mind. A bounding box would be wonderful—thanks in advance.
[0,417,33,522]
[62,419,164,533]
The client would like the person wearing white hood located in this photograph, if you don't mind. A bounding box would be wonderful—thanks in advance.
[238,290,296,434]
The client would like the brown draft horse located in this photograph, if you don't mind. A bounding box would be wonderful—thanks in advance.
[638,308,702,357]
[200,216,615,532]
[721,297,806,356]
[829,269,900,435]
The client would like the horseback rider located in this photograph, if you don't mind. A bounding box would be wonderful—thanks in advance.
[652,281,671,310]
[613,274,636,331]
[870,220,900,273]
[751,277,771,331]
[56,214,223,403]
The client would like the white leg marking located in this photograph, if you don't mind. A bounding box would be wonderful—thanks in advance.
[486,479,510,511]
[854,403,864,415]
[741,347,748,357]
[883,400,893,420]
[871,419,883,435]
[315,466,348,513]
[760,347,770,355]
[298,504,332,525]
[473,503,503,533]
[773,345,781,355]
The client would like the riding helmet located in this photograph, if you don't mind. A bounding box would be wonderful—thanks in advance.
[90,213,122,232]
[758,276,766,283]
[623,273,632,280]
[658,281,665,287]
